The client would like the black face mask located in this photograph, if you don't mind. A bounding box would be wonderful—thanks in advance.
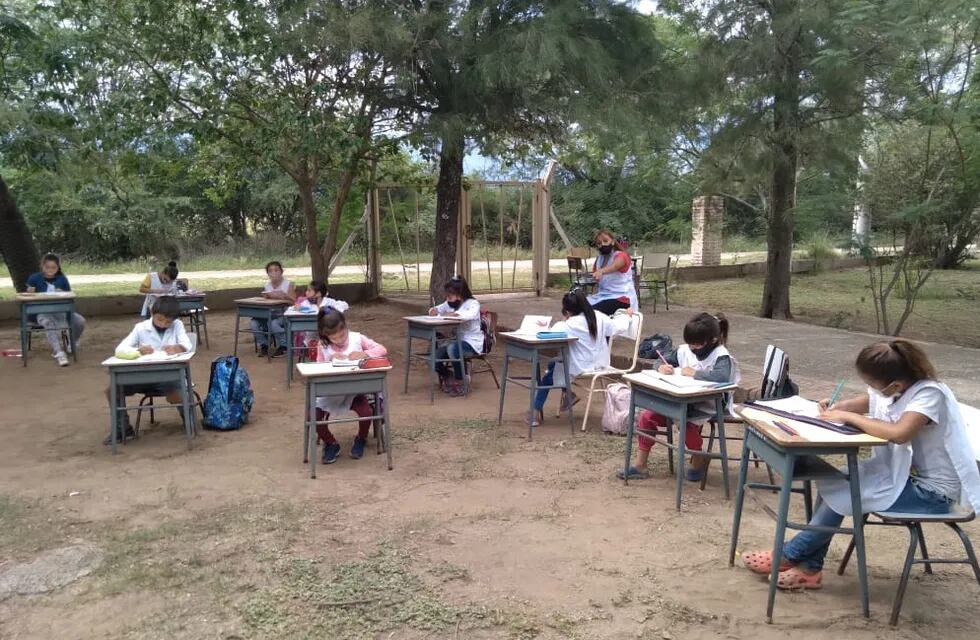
[597,244,614,256]
[691,342,717,361]
[448,299,463,310]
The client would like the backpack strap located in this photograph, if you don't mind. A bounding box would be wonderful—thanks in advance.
[225,356,240,402]
[208,357,222,391]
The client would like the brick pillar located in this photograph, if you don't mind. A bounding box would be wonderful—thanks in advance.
[690,196,724,266]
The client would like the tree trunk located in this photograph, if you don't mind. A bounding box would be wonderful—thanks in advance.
[761,0,801,320]
[319,166,360,284]
[430,131,464,303]
[297,178,327,281]
[0,175,40,292]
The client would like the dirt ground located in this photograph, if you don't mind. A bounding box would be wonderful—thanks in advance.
[0,302,978,640]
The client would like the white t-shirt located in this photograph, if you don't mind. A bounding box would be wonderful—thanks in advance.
[895,386,961,500]
[263,279,292,295]
[435,298,483,353]
[550,311,631,378]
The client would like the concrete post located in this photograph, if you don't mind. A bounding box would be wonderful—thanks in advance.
[691,196,724,266]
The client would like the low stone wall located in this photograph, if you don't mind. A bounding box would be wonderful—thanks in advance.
[0,282,376,321]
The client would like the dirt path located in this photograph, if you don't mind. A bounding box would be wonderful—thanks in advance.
[0,303,976,639]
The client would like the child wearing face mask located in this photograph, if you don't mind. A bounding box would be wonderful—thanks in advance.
[741,339,980,591]
[313,309,388,464]
[587,228,638,314]
[428,276,482,396]
[619,312,740,481]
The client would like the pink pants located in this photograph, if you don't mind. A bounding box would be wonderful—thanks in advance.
[315,395,372,444]
[637,410,703,452]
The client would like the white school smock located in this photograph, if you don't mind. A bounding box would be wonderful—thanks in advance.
[817,380,980,516]
[141,272,178,317]
[587,251,638,310]
[549,311,633,381]
[675,343,741,422]
[319,296,349,313]
[315,332,365,413]
[116,318,193,353]
[263,279,293,296]
[435,298,483,353]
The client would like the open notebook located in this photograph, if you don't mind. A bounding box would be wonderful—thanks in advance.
[514,315,552,335]
[748,395,861,435]
[638,369,730,389]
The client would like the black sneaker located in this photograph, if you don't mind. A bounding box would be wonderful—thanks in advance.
[322,442,341,464]
[259,345,269,357]
[271,346,287,358]
[103,423,136,446]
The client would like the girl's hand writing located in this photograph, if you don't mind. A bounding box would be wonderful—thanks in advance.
[817,398,832,410]
[163,345,184,355]
[428,307,438,316]
[819,409,856,425]
[681,367,696,377]
[138,345,155,355]
[658,364,674,375]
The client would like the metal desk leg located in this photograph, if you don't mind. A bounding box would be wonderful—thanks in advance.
[200,308,210,349]
[233,311,241,357]
[20,307,28,367]
[265,311,273,362]
[728,433,752,565]
[308,381,318,479]
[622,386,637,485]
[674,403,688,511]
[67,310,77,362]
[847,451,870,618]
[109,371,119,454]
[561,345,574,435]
[382,376,393,470]
[456,333,468,395]
[527,349,539,440]
[403,331,412,393]
[715,396,731,500]
[181,366,193,449]
[303,380,311,464]
[765,453,796,623]
[429,330,437,404]
[285,320,294,388]
[497,354,510,425]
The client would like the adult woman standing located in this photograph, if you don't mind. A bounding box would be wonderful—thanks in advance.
[587,229,638,315]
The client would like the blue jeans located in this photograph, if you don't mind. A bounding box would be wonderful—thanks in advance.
[534,361,558,410]
[435,341,478,380]
[783,478,953,571]
[251,316,285,348]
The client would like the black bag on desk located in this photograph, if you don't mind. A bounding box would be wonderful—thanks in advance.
[638,334,673,361]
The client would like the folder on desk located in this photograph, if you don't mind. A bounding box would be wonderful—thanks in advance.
[746,398,862,435]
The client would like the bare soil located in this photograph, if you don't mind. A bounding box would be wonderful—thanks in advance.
[0,302,977,639]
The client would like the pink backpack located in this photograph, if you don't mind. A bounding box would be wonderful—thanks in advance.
[601,383,632,434]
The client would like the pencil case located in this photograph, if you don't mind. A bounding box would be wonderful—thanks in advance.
[359,357,391,369]
[535,331,568,340]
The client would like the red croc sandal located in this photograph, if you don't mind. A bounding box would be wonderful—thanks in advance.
[775,566,823,590]
[741,550,794,575]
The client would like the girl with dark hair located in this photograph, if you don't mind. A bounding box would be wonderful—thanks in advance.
[428,276,482,396]
[139,261,182,317]
[742,339,980,591]
[587,229,638,314]
[250,261,296,357]
[24,253,87,367]
[620,312,739,482]
[526,288,634,426]
[312,309,388,464]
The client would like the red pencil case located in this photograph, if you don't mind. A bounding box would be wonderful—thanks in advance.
[359,357,391,369]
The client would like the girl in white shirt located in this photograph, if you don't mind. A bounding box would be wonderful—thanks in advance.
[742,339,980,591]
[251,260,295,357]
[139,261,180,317]
[528,289,633,426]
[428,276,482,396]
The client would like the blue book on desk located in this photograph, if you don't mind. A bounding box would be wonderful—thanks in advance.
[535,331,568,340]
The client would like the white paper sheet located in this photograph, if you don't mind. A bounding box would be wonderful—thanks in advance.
[516,315,552,335]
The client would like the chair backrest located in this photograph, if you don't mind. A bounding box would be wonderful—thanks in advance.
[568,246,591,259]
[187,333,199,353]
[956,402,980,469]
[610,310,644,372]
[479,310,498,354]
[759,345,788,400]
[643,252,670,270]
[566,256,586,271]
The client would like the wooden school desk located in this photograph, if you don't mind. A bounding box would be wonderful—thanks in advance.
[727,404,887,622]
[402,315,466,402]
[298,361,393,479]
[233,297,290,362]
[620,371,737,510]
[16,292,78,367]
[496,331,577,439]
[283,309,319,387]
[102,350,197,454]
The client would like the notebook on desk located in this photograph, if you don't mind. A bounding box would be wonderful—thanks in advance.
[515,315,552,336]
[747,396,862,435]
[638,369,730,389]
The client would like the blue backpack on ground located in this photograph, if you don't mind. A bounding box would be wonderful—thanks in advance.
[203,356,254,430]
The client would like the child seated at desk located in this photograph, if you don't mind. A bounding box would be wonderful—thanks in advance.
[428,276,482,396]
[252,260,295,358]
[104,297,193,444]
[292,280,349,359]
[741,339,980,590]
[526,288,633,427]
[25,253,87,367]
[619,312,740,482]
[314,309,387,465]
[139,261,181,317]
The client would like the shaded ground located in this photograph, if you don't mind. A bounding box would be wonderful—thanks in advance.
[0,300,978,639]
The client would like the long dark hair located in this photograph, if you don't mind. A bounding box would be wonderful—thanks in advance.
[317,308,347,344]
[307,280,328,299]
[162,261,179,280]
[563,288,598,339]
[856,339,936,384]
[683,312,729,346]
[444,275,474,301]
[41,253,64,276]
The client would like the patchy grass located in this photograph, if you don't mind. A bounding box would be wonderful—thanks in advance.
[672,262,980,347]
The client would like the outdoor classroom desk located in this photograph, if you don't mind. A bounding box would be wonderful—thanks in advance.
[283,309,319,387]
[727,404,887,623]
[402,315,467,403]
[297,362,393,479]
[15,292,78,367]
[620,371,737,510]
[101,351,198,455]
[164,292,209,349]
[496,331,577,440]
[233,297,290,362]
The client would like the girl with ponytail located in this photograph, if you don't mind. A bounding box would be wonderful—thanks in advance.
[526,288,634,427]
[741,338,980,592]
[140,261,183,317]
